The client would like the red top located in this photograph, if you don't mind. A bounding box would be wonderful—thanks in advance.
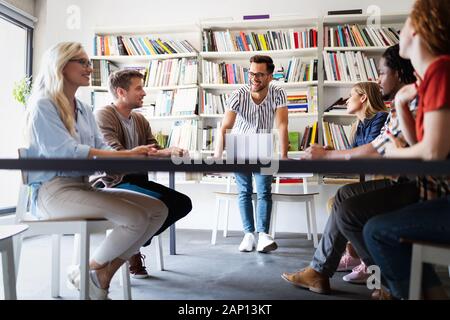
[416,55,450,141]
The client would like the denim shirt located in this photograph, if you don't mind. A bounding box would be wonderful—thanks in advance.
[26,97,109,218]
[352,111,389,148]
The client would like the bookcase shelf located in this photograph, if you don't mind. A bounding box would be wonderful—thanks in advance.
[322,13,409,25]
[91,52,198,63]
[200,81,317,90]
[323,46,390,52]
[323,81,377,87]
[146,115,200,121]
[90,84,198,92]
[200,48,318,59]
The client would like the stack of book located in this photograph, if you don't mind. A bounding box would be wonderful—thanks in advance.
[324,25,400,48]
[91,60,119,87]
[287,93,308,113]
[322,121,353,150]
[145,58,198,87]
[202,60,249,84]
[285,58,318,82]
[154,88,198,116]
[323,51,379,82]
[299,122,319,150]
[202,28,318,52]
[167,120,199,151]
[286,87,318,113]
[201,92,231,115]
[94,35,196,56]
[201,126,217,151]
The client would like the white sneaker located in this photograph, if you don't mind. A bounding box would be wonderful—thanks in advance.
[256,232,278,253]
[239,233,255,252]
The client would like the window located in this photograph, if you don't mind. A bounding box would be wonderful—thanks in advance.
[0,2,34,214]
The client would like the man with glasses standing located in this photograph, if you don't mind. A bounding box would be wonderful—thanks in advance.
[214,55,289,253]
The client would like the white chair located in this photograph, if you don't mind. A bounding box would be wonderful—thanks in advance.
[0,224,28,300]
[211,173,319,248]
[272,173,319,248]
[14,148,163,300]
[406,239,450,300]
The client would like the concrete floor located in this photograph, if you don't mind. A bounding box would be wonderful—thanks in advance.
[12,229,450,300]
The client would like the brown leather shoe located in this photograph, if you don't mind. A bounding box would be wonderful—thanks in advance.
[371,288,393,300]
[281,267,331,294]
[128,252,149,279]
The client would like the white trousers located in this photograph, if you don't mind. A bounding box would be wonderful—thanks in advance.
[37,176,168,264]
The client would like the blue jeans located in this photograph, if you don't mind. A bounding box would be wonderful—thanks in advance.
[364,195,450,299]
[234,173,273,234]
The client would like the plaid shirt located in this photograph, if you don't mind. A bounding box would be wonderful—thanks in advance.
[372,99,449,201]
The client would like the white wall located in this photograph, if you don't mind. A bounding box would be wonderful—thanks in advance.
[3,0,35,16]
[31,0,415,233]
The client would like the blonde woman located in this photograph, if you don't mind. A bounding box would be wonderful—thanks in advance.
[26,42,168,299]
[345,82,389,148]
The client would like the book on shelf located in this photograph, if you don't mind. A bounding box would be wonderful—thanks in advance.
[145,58,198,87]
[154,131,169,148]
[201,92,230,115]
[201,28,318,52]
[288,131,300,151]
[322,174,360,185]
[243,14,270,20]
[297,121,318,151]
[324,25,399,48]
[153,88,198,117]
[328,9,363,15]
[201,126,217,151]
[285,58,318,82]
[322,120,353,150]
[167,120,199,151]
[171,87,198,115]
[324,97,348,112]
[202,60,249,84]
[91,60,120,87]
[323,51,379,82]
[94,35,196,56]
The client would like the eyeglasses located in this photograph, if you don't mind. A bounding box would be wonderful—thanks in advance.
[248,72,269,79]
[69,58,92,68]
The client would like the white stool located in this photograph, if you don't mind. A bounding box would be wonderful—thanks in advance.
[0,224,28,300]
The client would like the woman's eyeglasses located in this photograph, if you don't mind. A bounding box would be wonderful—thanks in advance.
[69,58,92,68]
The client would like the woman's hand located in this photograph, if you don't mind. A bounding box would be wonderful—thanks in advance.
[302,144,331,160]
[394,83,417,113]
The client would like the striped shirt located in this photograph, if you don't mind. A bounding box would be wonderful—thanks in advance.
[227,83,287,134]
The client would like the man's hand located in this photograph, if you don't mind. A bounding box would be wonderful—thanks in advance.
[302,144,331,160]
[129,145,159,157]
[157,147,188,158]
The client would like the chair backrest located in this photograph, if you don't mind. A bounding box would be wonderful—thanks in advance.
[15,148,31,223]
[17,148,28,185]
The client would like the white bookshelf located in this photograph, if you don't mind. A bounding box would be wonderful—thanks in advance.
[91,23,202,156]
[199,16,321,157]
[88,13,408,184]
[320,12,407,133]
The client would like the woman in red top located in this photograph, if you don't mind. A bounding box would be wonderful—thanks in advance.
[364,0,450,300]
